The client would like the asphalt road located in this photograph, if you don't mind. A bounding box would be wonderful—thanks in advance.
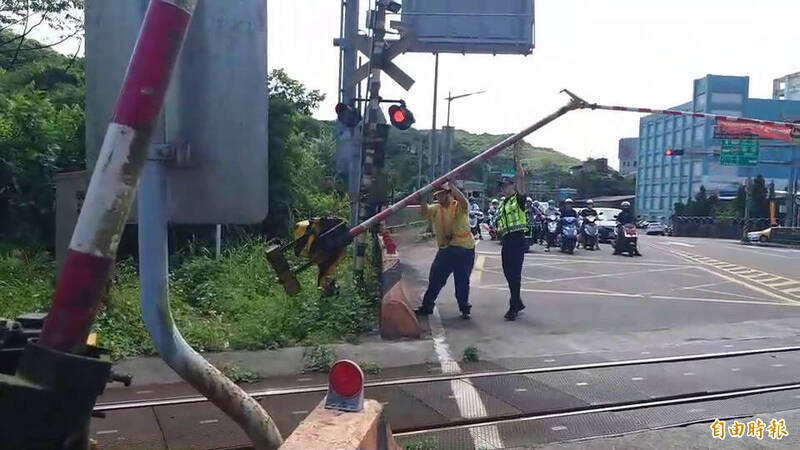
[88,234,800,449]
[401,234,800,365]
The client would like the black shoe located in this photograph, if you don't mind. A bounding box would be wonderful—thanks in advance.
[414,307,433,316]
[461,312,471,320]
[517,304,526,313]
[613,251,621,255]
[634,251,643,257]
[504,310,518,321]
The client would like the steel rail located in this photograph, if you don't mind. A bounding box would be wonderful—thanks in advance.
[95,344,800,412]
[394,381,800,436]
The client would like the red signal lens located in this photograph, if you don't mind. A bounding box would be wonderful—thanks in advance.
[329,361,363,397]
[393,109,406,123]
[666,149,673,156]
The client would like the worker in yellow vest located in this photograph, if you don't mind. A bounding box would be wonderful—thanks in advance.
[497,175,529,321]
[416,180,476,319]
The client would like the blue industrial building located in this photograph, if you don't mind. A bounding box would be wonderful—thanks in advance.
[636,75,800,221]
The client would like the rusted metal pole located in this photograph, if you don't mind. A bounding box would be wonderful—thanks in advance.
[350,95,586,236]
[40,0,198,354]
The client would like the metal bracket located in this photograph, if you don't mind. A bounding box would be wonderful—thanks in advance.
[148,142,192,167]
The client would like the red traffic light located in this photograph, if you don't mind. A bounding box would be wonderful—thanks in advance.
[665,149,684,156]
[666,149,673,156]
[389,104,415,130]
[335,103,361,128]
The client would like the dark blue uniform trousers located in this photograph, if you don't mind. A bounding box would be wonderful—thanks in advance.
[421,246,475,313]
[501,231,526,312]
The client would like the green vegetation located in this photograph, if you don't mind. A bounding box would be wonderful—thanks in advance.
[462,345,479,363]
[216,363,260,384]
[403,438,439,450]
[2,240,380,360]
[359,361,382,375]
[303,345,337,373]
[674,176,771,219]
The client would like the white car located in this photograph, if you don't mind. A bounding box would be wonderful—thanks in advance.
[646,222,666,236]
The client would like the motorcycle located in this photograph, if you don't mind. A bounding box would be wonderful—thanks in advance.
[469,210,484,240]
[545,214,559,251]
[482,213,498,240]
[560,216,578,254]
[614,223,639,256]
[581,215,599,251]
[529,214,545,246]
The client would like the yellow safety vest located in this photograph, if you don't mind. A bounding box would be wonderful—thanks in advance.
[423,201,475,249]
[498,194,528,237]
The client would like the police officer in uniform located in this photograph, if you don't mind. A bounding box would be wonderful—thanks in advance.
[496,176,529,321]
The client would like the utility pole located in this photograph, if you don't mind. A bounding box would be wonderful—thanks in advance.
[429,53,439,180]
[335,0,361,227]
[354,1,389,275]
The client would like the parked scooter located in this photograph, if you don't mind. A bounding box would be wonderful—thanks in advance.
[581,215,599,251]
[469,209,484,240]
[544,214,559,252]
[613,223,639,256]
[560,216,578,254]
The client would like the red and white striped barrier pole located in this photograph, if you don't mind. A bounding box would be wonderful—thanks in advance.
[585,102,799,129]
[349,96,586,237]
[39,0,197,354]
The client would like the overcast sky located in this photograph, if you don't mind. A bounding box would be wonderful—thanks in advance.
[268,0,800,168]
[37,1,800,168]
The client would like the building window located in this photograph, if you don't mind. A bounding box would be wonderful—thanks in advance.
[633,161,637,167]
[666,133,673,147]
[695,93,707,110]
[656,136,663,149]
[710,93,743,105]
[710,109,742,117]
[666,120,673,132]
[684,129,692,145]
[656,121,663,134]
[693,161,703,176]
[694,126,704,143]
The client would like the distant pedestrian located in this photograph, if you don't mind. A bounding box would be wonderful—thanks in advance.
[415,180,476,319]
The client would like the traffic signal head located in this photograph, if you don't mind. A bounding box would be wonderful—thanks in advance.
[389,104,415,130]
[335,103,361,128]
[665,148,684,156]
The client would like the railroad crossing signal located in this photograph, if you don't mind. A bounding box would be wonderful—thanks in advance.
[389,104,415,130]
[324,360,365,412]
[335,103,362,128]
[353,29,416,90]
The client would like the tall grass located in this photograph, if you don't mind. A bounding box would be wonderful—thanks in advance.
[1,237,380,360]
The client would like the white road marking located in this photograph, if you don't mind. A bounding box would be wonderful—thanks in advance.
[724,345,734,348]
[474,285,790,307]
[522,266,692,285]
[470,254,486,285]
[731,368,741,372]
[428,307,504,448]
[199,419,220,424]
[688,408,706,413]
[544,359,556,363]
[771,364,784,368]
[290,411,308,416]
[96,430,118,435]
[631,377,644,381]
[724,245,798,259]
[695,266,800,305]
[575,382,589,386]
[641,351,651,355]
[297,377,312,382]
[694,287,761,301]
[683,372,695,376]
[514,388,528,392]
[663,241,695,248]
[551,426,568,431]
[766,280,799,288]
[136,390,154,395]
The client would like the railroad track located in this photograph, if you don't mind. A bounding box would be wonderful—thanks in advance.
[92,345,800,449]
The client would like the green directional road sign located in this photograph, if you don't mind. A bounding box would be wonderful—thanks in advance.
[720,139,760,166]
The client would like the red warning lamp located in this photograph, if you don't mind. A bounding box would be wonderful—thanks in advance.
[665,149,684,157]
[389,104,415,130]
[335,102,361,128]
[325,360,364,412]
